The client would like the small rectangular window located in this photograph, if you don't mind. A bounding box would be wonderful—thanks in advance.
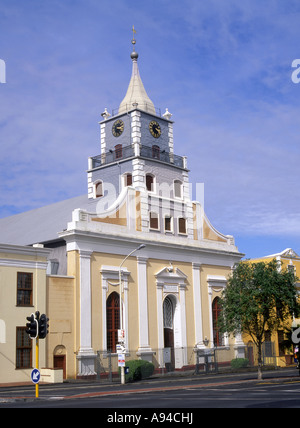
[178,217,187,234]
[164,216,172,232]
[17,272,33,306]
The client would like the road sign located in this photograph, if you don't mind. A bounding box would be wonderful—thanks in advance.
[118,354,125,367]
[118,329,125,343]
[31,368,40,384]
[116,344,126,353]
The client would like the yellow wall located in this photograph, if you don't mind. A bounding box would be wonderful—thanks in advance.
[46,275,75,379]
[242,253,300,367]
[0,247,49,384]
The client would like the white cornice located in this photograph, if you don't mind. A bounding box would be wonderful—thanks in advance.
[60,229,242,268]
[0,258,48,269]
[0,243,51,258]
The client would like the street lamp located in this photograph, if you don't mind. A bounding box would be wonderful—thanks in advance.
[119,244,146,384]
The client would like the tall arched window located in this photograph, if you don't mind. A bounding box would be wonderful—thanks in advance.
[174,180,182,198]
[106,292,120,353]
[163,297,173,329]
[212,297,223,347]
[95,181,103,198]
[115,144,123,159]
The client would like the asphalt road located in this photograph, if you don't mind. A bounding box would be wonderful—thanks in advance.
[1,368,300,409]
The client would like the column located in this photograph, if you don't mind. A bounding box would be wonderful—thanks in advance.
[77,250,96,377]
[192,263,205,348]
[156,281,164,368]
[179,283,188,366]
[136,257,153,361]
[207,287,214,348]
[101,277,108,352]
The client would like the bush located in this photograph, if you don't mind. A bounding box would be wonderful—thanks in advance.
[230,358,249,369]
[122,359,155,382]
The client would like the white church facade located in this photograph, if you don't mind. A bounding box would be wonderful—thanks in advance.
[0,36,244,382]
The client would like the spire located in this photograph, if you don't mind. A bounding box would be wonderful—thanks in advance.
[118,27,156,115]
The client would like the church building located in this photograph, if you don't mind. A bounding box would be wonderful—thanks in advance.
[0,35,244,381]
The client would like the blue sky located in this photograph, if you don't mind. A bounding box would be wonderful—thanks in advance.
[0,0,300,258]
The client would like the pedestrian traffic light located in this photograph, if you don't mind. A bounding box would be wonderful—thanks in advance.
[26,313,38,339]
[39,313,49,339]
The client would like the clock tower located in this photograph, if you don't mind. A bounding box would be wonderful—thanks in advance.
[87,34,192,236]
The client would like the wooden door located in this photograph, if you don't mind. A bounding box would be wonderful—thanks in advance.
[54,355,66,379]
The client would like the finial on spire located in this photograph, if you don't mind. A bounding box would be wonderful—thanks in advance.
[131,25,138,60]
[131,25,137,50]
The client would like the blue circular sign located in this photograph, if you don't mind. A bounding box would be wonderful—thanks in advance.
[31,368,40,384]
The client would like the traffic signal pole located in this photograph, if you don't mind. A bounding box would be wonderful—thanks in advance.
[35,336,39,399]
[25,311,49,399]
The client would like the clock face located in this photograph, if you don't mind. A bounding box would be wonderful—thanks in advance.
[112,119,124,137]
[149,120,161,138]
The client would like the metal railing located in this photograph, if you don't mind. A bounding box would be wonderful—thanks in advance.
[91,145,184,169]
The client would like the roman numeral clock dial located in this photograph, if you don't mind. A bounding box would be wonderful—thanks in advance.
[149,120,161,138]
[112,119,124,137]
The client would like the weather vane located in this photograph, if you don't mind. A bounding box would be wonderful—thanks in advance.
[132,25,137,50]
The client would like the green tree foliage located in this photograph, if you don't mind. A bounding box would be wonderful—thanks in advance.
[219,259,300,379]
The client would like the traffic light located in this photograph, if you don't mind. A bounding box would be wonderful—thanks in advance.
[39,314,49,339]
[26,313,38,339]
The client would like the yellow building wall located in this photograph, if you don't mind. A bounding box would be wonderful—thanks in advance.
[88,252,234,361]
[242,254,300,367]
[46,275,75,379]
[0,250,48,384]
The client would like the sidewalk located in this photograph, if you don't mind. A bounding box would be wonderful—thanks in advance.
[1,366,298,391]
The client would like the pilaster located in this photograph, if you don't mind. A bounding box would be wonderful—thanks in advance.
[77,249,96,377]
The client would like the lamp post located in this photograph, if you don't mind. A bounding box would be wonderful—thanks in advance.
[119,244,145,384]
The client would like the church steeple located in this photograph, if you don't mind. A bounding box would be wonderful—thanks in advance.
[118,27,156,115]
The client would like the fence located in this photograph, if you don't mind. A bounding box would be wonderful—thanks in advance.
[92,343,283,382]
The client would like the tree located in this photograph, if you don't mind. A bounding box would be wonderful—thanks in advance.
[219,259,300,380]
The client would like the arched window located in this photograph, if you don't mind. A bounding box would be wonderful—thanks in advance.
[106,292,120,353]
[212,297,223,347]
[146,174,155,192]
[163,297,173,329]
[174,180,182,198]
[152,145,160,160]
[115,144,123,159]
[95,181,103,198]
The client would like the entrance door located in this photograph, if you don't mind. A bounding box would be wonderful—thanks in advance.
[54,355,66,379]
[163,296,175,371]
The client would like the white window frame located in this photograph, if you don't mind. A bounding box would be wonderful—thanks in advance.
[173,179,183,199]
[93,180,103,198]
[164,214,173,233]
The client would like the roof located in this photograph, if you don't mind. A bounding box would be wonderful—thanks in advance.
[118,50,156,115]
[0,194,89,246]
[266,248,300,259]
